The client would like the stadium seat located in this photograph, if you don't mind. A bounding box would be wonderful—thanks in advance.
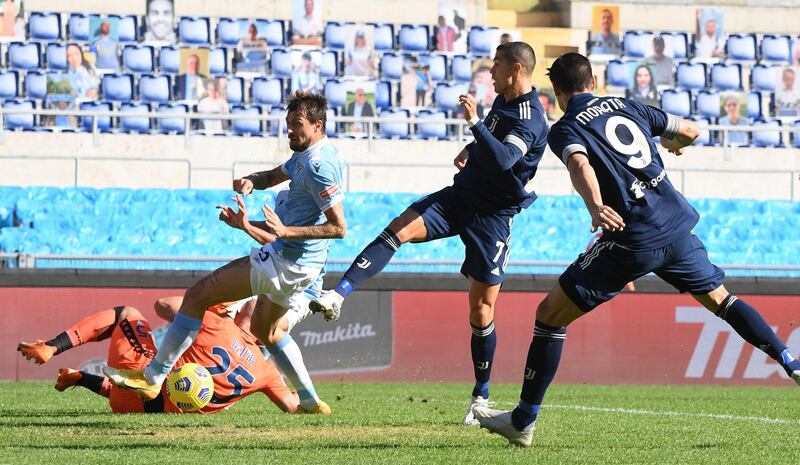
[226,76,245,105]
[660,89,692,117]
[605,60,631,88]
[208,47,227,75]
[398,24,429,52]
[0,70,19,99]
[231,104,263,136]
[369,23,394,51]
[750,64,777,92]
[711,63,742,91]
[7,42,42,71]
[375,80,392,110]
[379,52,405,80]
[378,108,410,139]
[44,42,68,70]
[434,82,469,112]
[468,26,498,56]
[323,79,347,109]
[139,74,172,103]
[270,48,293,78]
[695,90,720,120]
[79,101,113,132]
[119,102,151,134]
[28,12,62,41]
[725,34,757,61]
[751,119,782,148]
[67,13,90,42]
[623,30,653,58]
[158,46,180,74]
[262,19,286,47]
[121,45,155,73]
[2,99,35,130]
[761,35,791,63]
[675,61,707,91]
[661,32,689,59]
[112,15,138,43]
[746,92,762,119]
[326,107,337,137]
[418,53,446,82]
[688,117,714,146]
[324,21,350,50]
[24,71,47,100]
[319,50,338,78]
[216,17,241,47]
[156,102,189,134]
[178,17,211,45]
[268,105,287,136]
[792,120,800,148]
[450,55,472,83]
[416,109,447,139]
[101,73,135,102]
[251,76,284,107]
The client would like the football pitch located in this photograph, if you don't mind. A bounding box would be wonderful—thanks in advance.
[1,381,799,465]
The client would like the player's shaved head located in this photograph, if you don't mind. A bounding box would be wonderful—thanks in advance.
[496,41,536,75]
[547,52,594,95]
[287,91,327,130]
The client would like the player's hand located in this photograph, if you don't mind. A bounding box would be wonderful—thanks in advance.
[589,204,625,233]
[217,196,248,230]
[233,178,254,196]
[458,93,478,123]
[660,137,685,156]
[453,149,469,170]
[262,204,286,238]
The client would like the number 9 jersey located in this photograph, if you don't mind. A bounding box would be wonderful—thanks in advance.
[547,93,700,250]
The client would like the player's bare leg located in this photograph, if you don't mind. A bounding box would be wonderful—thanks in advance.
[311,208,428,320]
[464,279,501,425]
[692,284,800,385]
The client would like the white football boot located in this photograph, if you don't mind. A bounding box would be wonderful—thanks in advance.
[309,289,344,321]
[463,396,491,425]
[472,405,535,447]
[792,370,800,386]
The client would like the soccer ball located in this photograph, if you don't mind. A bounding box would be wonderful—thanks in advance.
[165,363,214,412]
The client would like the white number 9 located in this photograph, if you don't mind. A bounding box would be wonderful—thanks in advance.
[604,116,652,169]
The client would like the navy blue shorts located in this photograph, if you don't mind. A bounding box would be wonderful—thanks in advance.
[559,233,725,312]
[409,186,517,285]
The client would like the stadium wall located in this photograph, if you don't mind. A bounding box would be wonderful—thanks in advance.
[4,270,800,387]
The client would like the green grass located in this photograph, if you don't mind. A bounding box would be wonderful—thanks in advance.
[1,381,799,464]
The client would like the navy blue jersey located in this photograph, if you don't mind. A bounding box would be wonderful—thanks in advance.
[548,93,699,249]
[453,89,549,212]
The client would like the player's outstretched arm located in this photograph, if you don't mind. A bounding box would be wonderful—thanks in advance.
[218,195,278,245]
[459,93,528,171]
[234,166,290,195]
[660,118,700,156]
[263,202,346,240]
[567,153,625,232]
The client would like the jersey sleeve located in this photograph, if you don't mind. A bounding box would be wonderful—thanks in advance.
[547,122,587,165]
[281,155,296,176]
[628,100,681,139]
[304,158,344,212]
[471,116,538,171]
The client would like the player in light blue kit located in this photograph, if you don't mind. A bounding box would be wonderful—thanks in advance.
[104,92,346,414]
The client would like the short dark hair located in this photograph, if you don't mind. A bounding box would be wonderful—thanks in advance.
[495,41,536,75]
[547,52,593,94]
[287,91,327,130]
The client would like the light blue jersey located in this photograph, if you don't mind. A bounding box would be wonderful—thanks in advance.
[272,137,345,268]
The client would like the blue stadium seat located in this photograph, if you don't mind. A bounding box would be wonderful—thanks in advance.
[416,108,447,139]
[7,42,42,71]
[67,13,90,42]
[751,119,782,147]
[468,26,497,56]
[623,30,653,58]
[2,99,35,130]
[725,34,757,61]
[178,17,210,45]
[324,21,349,50]
[231,104,263,136]
[251,76,283,106]
[29,12,62,41]
[370,23,394,51]
[450,55,472,83]
[418,53,446,82]
[79,101,113,132]
[262,19,286,47]
[320,50,338,78]
[660,88,692,117]
[112,15,138,43]
[398,24,429,52]
[761,35,791,63]
[434,82,469,112]
[139,74,172,103]
[0,70,19,99]
[711,63,742,91]
[122,45,155,73]
[379,52,404,80]
[156,102,189,134]
[323,79,347,109]
[792,120,800,148]
[268,105,287,136]
[24,71,47,100]
[216,17,241,46]
[45,42,68,70]
[326,107,337,137]
[208,47,227,75]
[270,48,293,78]
[687,116,713,146]
[119,102,151,133]
[375,80,392,110]
[605,60,631,87]
[158,46,180,74]
[695,90,720,120]
[662,32,689,59]
[378,108,410,139]
[226,76,245,104]
[750,64,777,92]
[675,61,707,91]
[746,91,762,119]
[101,73,134,102]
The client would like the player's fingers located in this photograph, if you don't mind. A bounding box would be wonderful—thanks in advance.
[234,195,246,209]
